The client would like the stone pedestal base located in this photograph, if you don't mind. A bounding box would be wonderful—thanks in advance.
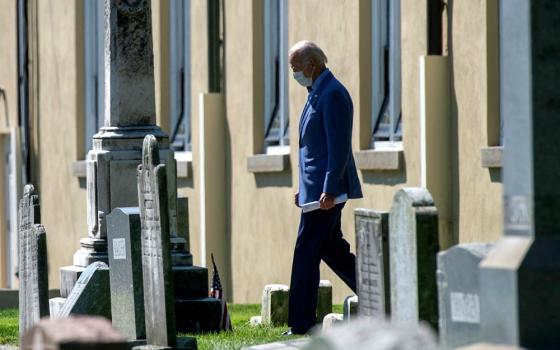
[132,336,197,350]
[173,266,208,299]
[59,265,84,297]
[73,238,108,267]
[175,298,223,333]
[49,297,66,317]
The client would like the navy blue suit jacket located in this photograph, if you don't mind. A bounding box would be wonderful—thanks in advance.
[298,70,363,206]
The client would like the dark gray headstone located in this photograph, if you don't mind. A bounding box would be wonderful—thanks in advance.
[479,1,560,348]
[354,209,390,318]
[57,261,111,319]
[437,243,493,348]
[107,207,146,340]
[389,188,439,329]
[18,184,49,336]
[21,316,128,350]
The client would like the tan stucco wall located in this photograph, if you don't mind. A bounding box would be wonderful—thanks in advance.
[0,0,18,287]
[0,0,504,304]
[36,0,88,289]
[449,0,502,243]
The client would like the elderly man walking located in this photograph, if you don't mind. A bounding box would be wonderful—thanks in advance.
[284,41,363,335]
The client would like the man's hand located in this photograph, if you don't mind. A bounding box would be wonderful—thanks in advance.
[319,193,335,210]
[294,192,300,207]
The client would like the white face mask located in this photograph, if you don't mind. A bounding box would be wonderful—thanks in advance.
[293,70,312,87]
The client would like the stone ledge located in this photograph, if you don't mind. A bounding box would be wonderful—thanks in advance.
[354,149,402,171]
[247,154,290,173]
[481,146,503,168]
[71,160,87,178]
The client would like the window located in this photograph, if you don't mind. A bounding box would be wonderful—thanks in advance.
[371,0,402,146]
[83,0,104,155]
[263,0,289,150]
[169,0,191,151]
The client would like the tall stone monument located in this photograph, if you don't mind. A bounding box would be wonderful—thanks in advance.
[479,1,560,349]
[389,188,439,329]
[58,0,191,297]
[354,209,390,318]
[18,184,49,336]
[137,135,195,350]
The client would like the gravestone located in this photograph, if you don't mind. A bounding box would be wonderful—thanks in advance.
[261,284,290,325]
[342,295,358,321]
[18,184,49,336]
[20,316,128,350]
[478,1,560,348]
[57,261,110,319]
[354,209,390,318]
[107,207,145,341]
[321,313,343,331]
[304,318,439,350]
[317,280,332,323]
[437,243,493,348]
[389,188,439,329]
[137,135,195,350]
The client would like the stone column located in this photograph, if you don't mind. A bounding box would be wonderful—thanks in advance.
[59,0,191,296]
[479,1,560,348]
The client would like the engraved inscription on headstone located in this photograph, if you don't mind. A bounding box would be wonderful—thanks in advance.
[107,207,146,341]
[438,243,492,348]
[113,238,127,260]
[354,209,390,318]
[18,184,49,336]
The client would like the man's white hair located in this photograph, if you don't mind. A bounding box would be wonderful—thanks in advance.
[289,41,328,65]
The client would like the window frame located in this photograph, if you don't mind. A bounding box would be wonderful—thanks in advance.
[371,0,402,147]
[169,0,192,152]
[263,0,289,151]
[83,0,105,156]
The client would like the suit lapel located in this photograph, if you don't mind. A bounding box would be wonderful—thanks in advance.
[299,71,334,143]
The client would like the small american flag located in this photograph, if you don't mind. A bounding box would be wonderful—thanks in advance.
[209,253,232,331]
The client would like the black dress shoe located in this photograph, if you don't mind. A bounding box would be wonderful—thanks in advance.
[282,327,310,336]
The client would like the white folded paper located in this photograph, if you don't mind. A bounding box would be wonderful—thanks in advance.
[301,193,348,213]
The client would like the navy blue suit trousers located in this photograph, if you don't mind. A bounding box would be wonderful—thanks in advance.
[288,203,357,332]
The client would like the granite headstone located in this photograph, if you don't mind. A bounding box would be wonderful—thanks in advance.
[437,243,493,348]
[107,207,146,340]
[57,261,111,319]
[18,184,49,336]
[354,209,390,318]
[389,188,439,329]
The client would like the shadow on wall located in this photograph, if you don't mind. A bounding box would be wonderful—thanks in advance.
[447,0,461,245]
[254,171,293,188]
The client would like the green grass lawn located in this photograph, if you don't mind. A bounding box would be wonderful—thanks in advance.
[0,304,343,349]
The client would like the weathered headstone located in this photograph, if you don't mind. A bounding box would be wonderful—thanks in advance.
[304,318,439,350]
[20,316,128,350]
[107,207,145,341]
[57,261,111,319]
[354,209,390,318]
[389,188,439,329]
[342,295,358,321]
[321,313,343,331]
[437,243,493,348]
[261,284,290,325]
[478,1,560,349]
[317,280,332,323]
[138,135,195,350]
[18,184,49,336]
